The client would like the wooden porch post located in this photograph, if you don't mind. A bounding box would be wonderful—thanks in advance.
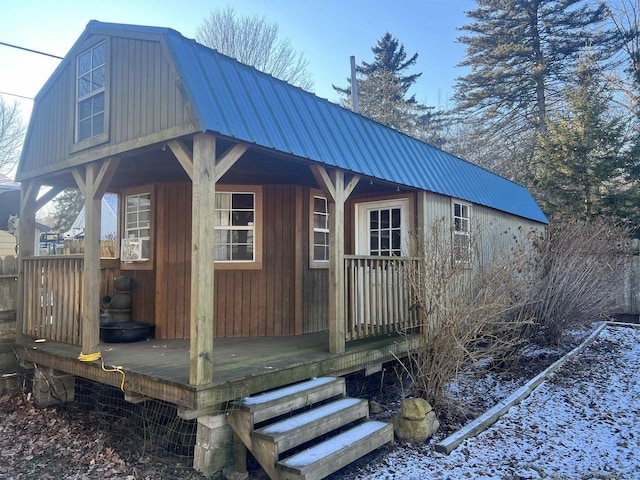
[72,158,120,356]
[330,171,346,353]
[15,179,41,342]
[190,133,216,386]
[171,135,247,386]
[311,166,360,354]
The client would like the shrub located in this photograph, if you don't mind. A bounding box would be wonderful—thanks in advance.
[524,218,628,345]
[400,221,536,406]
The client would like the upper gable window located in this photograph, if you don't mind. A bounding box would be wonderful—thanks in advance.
[76,42,106,142]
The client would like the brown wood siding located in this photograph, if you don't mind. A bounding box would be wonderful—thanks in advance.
[152,184,302,339]
[154,183,192,339]
[20,35,194,177]
[128,270,156,326]
[216,185,298,337]
[301,190,328,333]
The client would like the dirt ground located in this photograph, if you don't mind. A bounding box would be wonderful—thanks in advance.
[0,329,586,480]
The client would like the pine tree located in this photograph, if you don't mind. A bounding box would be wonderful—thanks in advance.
[51,188,84,233]
[455,0,614,137]
[333,32,441,139]
[536,58,633,226]
[334,32,421,103]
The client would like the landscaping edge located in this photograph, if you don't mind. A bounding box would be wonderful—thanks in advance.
[434,321,639,454]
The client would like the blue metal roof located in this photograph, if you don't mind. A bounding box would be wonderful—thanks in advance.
[89,21,548,224]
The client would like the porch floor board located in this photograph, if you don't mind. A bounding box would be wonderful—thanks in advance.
[16,331,419,411]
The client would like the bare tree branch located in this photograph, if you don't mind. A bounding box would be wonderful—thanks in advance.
[195,6,314,91]
[0,98,24,176]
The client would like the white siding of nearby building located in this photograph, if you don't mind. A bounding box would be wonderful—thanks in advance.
[0,231,17,257]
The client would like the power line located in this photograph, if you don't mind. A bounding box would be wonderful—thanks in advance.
[0,40,63,60]
[0,91,34,100]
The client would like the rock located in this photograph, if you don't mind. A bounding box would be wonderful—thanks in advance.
[392,411,440,443]
[369,400,384,414]
[400,398,433,420]
[222,466,249,480]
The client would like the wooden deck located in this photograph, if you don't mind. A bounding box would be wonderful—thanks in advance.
[16,332,420,415]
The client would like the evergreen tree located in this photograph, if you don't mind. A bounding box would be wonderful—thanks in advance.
[334,32,421,103]
[536,59,634,227]
[51,188,84,233]
[455,0,614,138]
[333,32,446,140]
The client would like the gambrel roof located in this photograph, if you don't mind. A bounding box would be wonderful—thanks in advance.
[37,21,550,224]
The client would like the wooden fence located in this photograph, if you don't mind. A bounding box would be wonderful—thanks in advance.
[344,256,421,341]
[0,255,18,315]
[22,256,120,346]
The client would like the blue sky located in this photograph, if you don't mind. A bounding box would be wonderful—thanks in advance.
[0,0,474,124]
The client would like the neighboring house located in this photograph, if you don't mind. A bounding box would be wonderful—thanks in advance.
[14,21,548,477]
[0,174,50,256]
[62,193,118,240]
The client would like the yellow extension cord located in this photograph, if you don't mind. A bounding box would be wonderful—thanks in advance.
[77,351,126,392]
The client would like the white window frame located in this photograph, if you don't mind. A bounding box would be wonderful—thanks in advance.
[310,193,329,268]
[123,191,152,264]
[74,40,108,147]
[452,200,472,264]
[355,198,410,256]
[213,186,262,269]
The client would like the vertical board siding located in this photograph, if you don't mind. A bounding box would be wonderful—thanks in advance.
[20,67,74,173]
[20,36,193,176]
[301,190,328,333]
[110,38,192,146]
[153,184,300,339]
[127,270,156,326]
[154,183,191,339]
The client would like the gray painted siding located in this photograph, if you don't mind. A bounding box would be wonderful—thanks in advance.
[419,192,545,266]
[109,37,193,146]
[20,36,194,177]
[20,66,75,174]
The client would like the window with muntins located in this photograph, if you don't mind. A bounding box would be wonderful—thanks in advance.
[356,198,409,257]
[124,192,151,260]
[312,195,329,264]
[453,201,471,263]
[76,42,106,142]
[214,192,255,262]
[369,206,402,256]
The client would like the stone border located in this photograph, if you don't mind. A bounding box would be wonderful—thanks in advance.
[434,321,639,454]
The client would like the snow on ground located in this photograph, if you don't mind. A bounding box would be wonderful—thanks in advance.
[348,325,640,480]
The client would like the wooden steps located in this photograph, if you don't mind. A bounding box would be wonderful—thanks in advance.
[228,376,393,480]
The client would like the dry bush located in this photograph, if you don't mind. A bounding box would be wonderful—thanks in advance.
[399,221,536,406]
[524,218,628,345]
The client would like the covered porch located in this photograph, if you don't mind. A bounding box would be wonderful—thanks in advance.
[15,132,423,402]
[16,330,420,413]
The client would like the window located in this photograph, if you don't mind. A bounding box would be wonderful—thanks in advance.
[311,195,329,266]
[453,201,471,263]
[124,192,151,261]
[76,42,106,142]
[356,198,410,256]
[214,192,256,262]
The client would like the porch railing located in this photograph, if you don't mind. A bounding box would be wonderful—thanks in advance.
[22,256,120,346]
[344,255,421,341]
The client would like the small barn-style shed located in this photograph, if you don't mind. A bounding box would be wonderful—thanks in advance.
[15,21,547,477]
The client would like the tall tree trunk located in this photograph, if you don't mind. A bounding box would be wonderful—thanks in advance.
[529,0,547,134]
